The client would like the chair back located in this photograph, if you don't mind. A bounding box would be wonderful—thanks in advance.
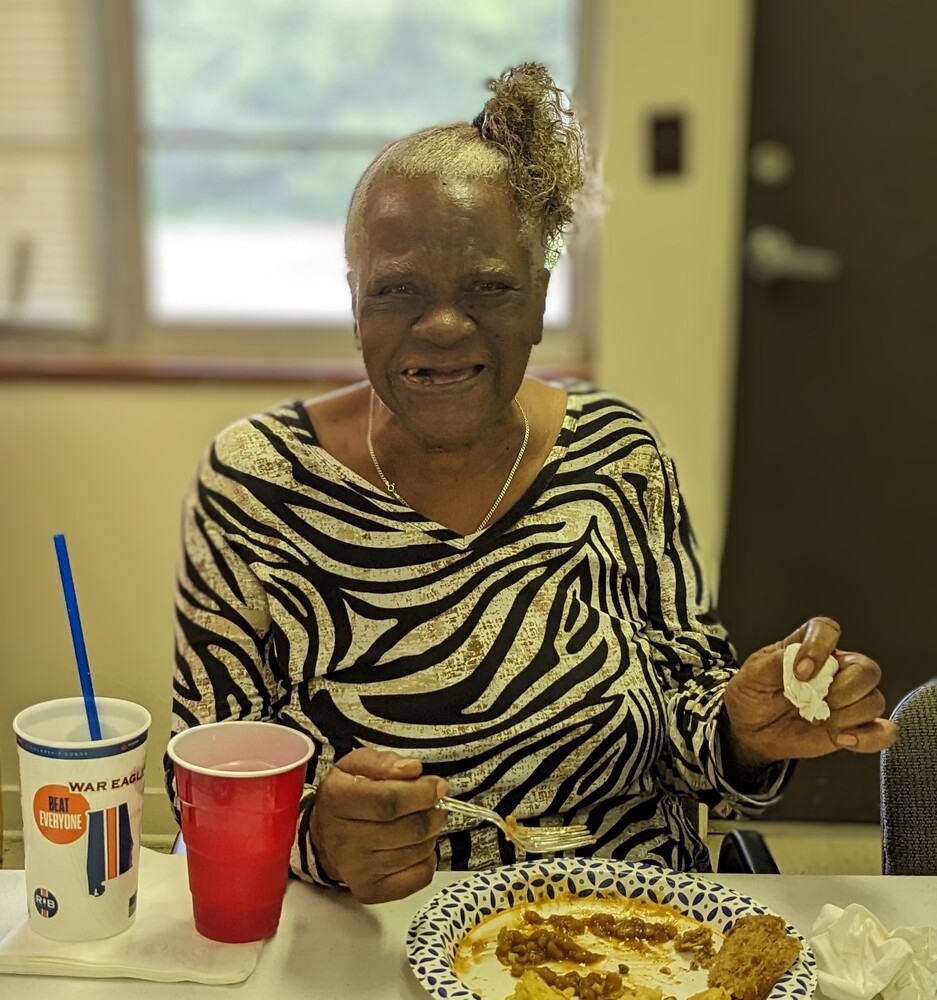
[880,678,937,874]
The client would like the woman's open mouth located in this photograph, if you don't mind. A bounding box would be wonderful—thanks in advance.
[401,364,484,386]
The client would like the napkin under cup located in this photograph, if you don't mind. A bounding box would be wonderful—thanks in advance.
[0,848,263,983]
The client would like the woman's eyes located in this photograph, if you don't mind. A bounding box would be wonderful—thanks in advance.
[371,278,515,297]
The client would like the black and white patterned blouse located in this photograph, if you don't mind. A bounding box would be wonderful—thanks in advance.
[166,389,787,882]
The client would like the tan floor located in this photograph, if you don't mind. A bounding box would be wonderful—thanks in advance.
[708,819,882,875]
[2,822,882,874]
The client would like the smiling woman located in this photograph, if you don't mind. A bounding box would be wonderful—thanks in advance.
[336,63,584,528]
[164,62,895,909]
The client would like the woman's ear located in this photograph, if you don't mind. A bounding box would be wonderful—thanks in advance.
[532,267,551,346]
[347,272,360,349]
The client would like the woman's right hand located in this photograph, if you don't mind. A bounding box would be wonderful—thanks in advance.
[310,748,448,903]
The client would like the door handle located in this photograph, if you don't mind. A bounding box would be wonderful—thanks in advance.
[745,224,842,284]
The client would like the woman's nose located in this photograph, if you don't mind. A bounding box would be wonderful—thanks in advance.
[411,301,475,343]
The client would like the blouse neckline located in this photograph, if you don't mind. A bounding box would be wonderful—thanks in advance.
[281,393,583,549]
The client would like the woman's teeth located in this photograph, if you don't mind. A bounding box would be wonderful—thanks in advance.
[403,367,479,385]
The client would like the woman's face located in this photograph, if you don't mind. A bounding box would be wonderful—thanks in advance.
[349,173,549,450]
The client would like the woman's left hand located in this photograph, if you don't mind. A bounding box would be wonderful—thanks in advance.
[723,615,898,766]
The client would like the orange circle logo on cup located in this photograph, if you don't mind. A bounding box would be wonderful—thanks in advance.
[33,784,90,844]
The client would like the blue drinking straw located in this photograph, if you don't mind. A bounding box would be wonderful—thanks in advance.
[53,533,102,740]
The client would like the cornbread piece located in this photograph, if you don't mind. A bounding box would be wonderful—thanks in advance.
[687,989,731,1000]
[707,915,801,1000]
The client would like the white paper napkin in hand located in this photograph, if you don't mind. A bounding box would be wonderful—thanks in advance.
[0,847,264,983]
[783,641,839,721]
[810,903,937,1000]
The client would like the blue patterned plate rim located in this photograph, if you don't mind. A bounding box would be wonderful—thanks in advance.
[406,857,817,1000]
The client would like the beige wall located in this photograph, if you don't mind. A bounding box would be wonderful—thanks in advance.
[594,0,751,591]
[0,382,331,835]
[0,1,752,836]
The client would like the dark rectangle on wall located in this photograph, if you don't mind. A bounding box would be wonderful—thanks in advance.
[650,113,684,175]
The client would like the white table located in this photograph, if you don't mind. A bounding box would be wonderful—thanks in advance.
[1,856,935,999]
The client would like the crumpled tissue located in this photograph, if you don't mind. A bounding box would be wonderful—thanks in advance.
[809,903,937,1000]
[783,641,839,722]
[0,848,264,983]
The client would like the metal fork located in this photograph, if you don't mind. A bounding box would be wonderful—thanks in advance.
[436,796,596,853]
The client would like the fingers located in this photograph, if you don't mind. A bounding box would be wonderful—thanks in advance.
[334,746,424,782]
[821,651,894,752]
[827,718,898,754]
[330,747,444,820]
[730,626,896,763]
[355,854,439,905]
[785,616,842,681]
[317,800,447,903]
[826,688,886,730]
[825,652,883,710]
[311,748,448,902]
[743,615,843,685]
[326,768,444,822]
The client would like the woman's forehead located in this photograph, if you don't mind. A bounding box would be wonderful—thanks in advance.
[367,174,514,223]
[361,174,529,264]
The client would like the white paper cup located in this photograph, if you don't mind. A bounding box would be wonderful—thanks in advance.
[13,697,151,941]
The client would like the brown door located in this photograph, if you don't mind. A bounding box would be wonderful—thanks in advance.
[719,0,937,821]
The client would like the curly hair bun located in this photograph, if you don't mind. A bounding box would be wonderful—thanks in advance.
[473,63,587,266]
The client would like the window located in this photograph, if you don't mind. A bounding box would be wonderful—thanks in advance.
[0,0,100,333]
[1,0,591,372]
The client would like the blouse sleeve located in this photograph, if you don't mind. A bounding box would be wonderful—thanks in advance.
[643,447,791,817]
[164,447,338,886]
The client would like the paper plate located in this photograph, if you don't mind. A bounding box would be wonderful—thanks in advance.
[407,857,817,1000]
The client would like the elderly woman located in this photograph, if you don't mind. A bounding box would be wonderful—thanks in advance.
[166,64,895,904]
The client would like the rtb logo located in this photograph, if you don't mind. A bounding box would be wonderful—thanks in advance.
[34,887,59,918]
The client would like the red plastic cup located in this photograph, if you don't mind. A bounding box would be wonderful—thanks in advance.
[166,721,314,943]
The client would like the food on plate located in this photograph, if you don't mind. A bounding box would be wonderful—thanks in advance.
[496,907,686,975]
[674,925,716,968]
[506,964,633,999]
[508,968,665,1000]
[497,923,603,971]
[455,887,806,1000]
[531,909,680,947]
[413,859,816,1000]
[508,970,568,999]
[706,914,802,1000]
[458,895,724,1000]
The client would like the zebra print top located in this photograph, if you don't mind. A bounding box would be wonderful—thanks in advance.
[167,388,787,881]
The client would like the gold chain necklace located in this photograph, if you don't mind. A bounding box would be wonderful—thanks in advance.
[366,389,530,533]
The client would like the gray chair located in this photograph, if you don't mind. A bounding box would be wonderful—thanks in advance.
[880,678,937,875]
